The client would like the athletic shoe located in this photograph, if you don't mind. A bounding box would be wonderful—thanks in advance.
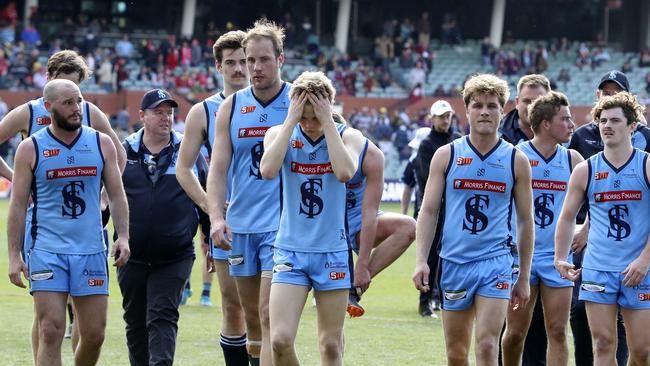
[64,324,72,339]
[200,295,213,307]
[432,299,441,312]
[346,290,365,317]
[180,288,193,305]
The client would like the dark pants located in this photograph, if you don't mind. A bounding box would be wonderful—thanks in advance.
[117,257,194,366]
[522,297,546,365]
[570,250,628,366]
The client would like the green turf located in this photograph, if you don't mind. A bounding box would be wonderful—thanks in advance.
[1,201,577,365]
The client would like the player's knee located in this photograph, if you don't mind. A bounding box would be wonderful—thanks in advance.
[39,322,65,345]
[475,337,498,359]
[271,332,294,355]
[445,343,470,363]
[546,321,568,344]
[397,216,416,241]
[318,338,342,360]
[502,326,527,345]
[591,330,615,354]
[80,327,106,349]
[628,342,650,363]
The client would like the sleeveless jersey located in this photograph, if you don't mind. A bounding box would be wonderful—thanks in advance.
[441,137,516,263]
[227,83,291,233]
[276,123,349,253]
[27,97,92,137]
[201,92,225,160]
[584,149,650,272]
[512,141,572,254]
[30,125,104,254]
[345,139,369,235]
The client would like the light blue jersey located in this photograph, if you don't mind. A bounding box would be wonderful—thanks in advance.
[275,123,348,253]
[27,97,92,137]
[202,92,225,161]
[513,141,572,254]
[441,137,516,264]
[30,125,105,255]
[227,83,291,233]
[345,139,369,238]
[584,149,650,272]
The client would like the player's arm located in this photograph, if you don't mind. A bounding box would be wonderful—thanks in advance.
[7,138,35,287]
[207,96,235,249]
[400,184,412,215]
[568,149,588,253]
[99,133,130,267]
[0,103,30,180]
[260,91,306,180]
[354,142,384,292]
[554,160,588,281]
[177,103,209,213]
[621,156,650,287]
[89,102,126,172]
[511,149,534,310]
[412,145,449,292]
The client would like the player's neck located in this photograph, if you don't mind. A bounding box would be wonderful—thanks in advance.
[468,132,499,154]
[48,125,80,145]
[253,78,282,103]
[603,142,633,166]
[530,136,558,159]
[142,131,171,154]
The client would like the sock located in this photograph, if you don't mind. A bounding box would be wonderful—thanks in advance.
[248,354,260,366]
[220,333,248,366]
[202,282,212,297]
[67,303,74,323]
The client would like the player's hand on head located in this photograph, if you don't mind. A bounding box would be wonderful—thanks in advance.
[210,219,232,250]
[622,256,650,287]
[306,92,333,124]
[8,258,28,288]
[286,91,307,125]
[111,238,131,267]
[412,263,430,292]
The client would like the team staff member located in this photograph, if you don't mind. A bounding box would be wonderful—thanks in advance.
[8,79,129,366]
[118,89,201,366]
[260,71,365,366]
[414,100,462,317]
[176,31,248,366]
[413,73,534,365]
[555,92,650,366]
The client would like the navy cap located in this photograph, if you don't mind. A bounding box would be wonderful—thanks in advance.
[140,89,179,110]
[598,70,629,92]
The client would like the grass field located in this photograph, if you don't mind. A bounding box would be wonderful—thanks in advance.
[1,201,456,365]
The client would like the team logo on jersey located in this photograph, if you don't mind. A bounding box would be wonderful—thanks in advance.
[594,190,642,202]
[594,171,609,180]
[607,204,631,241]
[463,194,489,234]
[61,180,86,219]
[476,168,485,177]
[36,116,51,126]
[581,281,606,293]
[529,160,539,167]
[329,271,346,280]
[534,193,555,229]
[444,289,467,300]
[259,113,268,122]
[453,179,506,193]
[43,149,60,158]
[291,162,333,175]
[291,139,304,149]
[87,279,105,287]
[239,127,269,138]
[249,142,264,179]
[543,169,550,178]
[346,190,356,209]
[456,157,473,165]
[614,179,621,188]
[240,105,256,114]
[531,180,567,191]
[67,156,75,165]
[496,282,510,290]
[30,269,54,281]
[299,178,324,219]
[46,166,97,180]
